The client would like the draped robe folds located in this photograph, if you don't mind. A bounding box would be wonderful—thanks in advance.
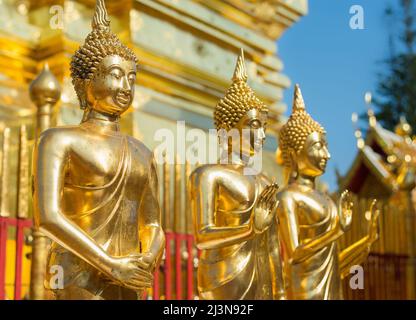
[279,190,343,300]
[284,243,342,300]
[197,178,285,300]
[45,136,157,299]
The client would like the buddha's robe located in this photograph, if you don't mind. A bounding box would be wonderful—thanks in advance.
[191,166,284,300]
[277,185,343,300]
[40,130,159,300]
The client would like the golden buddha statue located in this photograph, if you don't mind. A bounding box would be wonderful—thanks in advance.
[32,0,164,300]
[189,49,284,300]
[276,85,380,300]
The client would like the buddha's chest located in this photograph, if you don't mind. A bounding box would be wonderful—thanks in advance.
[65,137,145,189]
[296,192,335,233]
[216,174,266,226]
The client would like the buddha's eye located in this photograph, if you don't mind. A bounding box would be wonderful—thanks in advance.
[110,68,123,79]
[314,142,323,149]
[128,73,136,83]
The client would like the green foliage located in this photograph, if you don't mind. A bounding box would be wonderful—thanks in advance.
[372,0,416,130]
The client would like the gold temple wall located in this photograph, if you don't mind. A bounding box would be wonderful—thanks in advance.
[338,193,416,300]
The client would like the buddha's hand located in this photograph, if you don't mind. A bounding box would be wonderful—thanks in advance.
[253,183,279,234]
[108,254,154,291]
[338,190,353,232]
[366,199,380,243]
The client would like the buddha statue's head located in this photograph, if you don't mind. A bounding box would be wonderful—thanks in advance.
[214,49,268,158]
[70,0,138,117]
[279,85,330,181]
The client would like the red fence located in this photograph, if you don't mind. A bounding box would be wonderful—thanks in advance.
[1,222,199,301]
[0,216,32,300]
[151,232,198,300]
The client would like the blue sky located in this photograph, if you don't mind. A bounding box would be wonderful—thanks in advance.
[278,0,398,190]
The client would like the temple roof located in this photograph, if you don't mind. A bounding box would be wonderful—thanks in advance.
[340,118,416,195]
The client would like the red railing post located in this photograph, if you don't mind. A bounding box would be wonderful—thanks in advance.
[175,233,183,300]
[164,232,173,300]
[153,267,160,300]
[14,219,31,300]
[186,234,194,300]
[14,219,24,300]
[0,217,7,300]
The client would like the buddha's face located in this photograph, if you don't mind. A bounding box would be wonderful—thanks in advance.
[86,55,136,116]
[231,109,267,157]
[295,132,331,177]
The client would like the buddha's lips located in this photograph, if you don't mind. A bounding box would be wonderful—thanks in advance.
[116,93,130,105]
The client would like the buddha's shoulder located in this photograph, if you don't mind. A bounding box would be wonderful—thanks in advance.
[276,184,303,201]
[127,136,153,160]
[190,164,246,182]
[277,183,326,203]
[258,172,272,185]
[37,125,84,147]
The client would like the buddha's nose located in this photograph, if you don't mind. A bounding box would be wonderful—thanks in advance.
[121,76,132,92]
[324,147,331,160]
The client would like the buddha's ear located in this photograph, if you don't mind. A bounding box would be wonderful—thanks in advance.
[74,79,89,110]
[289,149,299,176]
[79,95,87,110]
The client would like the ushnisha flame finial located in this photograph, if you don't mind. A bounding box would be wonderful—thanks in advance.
[232,48,248,82]
[92,0,111,31]
[279,84,326,168]
[292,84,306,112]
[213,48,268,131]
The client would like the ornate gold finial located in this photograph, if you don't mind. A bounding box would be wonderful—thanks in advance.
[92,0,110,31]
[395,116,412,138]
[292,84,305,112]
[351,112,365,149]
[70,0,138,109]
[232,48,248,82]
[29,63,61,107]
[214,48,268,131]
[279,84,325,168]
[364,92,377,128]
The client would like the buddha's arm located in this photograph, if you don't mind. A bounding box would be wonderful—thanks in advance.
[138,158,165,271]
[189,168,253,251]
[33,131,116,276]
[338,200,379,278]
[278,195,343,264]
[338,236,371,279]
